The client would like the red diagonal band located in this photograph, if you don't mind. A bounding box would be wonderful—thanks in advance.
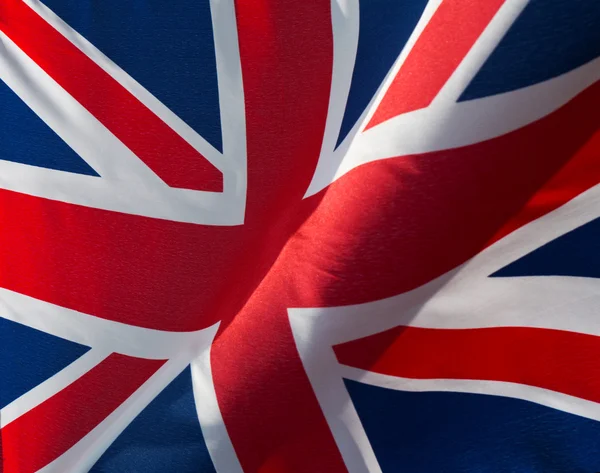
[0,355,165,473]
[336,325,600,404]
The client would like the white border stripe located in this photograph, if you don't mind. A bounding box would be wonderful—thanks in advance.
[306,0,600,197]
[0,30,242,225]
[23,0,225,170]
[316,0,360,167]
[0,287,214,359]
[209,0,247,198]
[38,324,218,473]
[289,340,382,473]
[0,349,109,428]
[306,0,443,197]
[342,365,600,423]
[37,357,189,473]
[290,181,600,347]
[191,346,244,473]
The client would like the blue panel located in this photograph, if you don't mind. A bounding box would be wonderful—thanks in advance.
[461,0,600,100]
[336,0,428,148]
[41,0,223,151]
[91,367,216,473]
[346,380,600,472]
[491,217,600,279]
[0,318,90,409]
[0,80,98,175]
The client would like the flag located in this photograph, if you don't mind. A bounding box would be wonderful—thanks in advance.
[1,0,599,471]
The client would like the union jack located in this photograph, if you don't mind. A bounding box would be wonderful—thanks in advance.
[0,0,599,472]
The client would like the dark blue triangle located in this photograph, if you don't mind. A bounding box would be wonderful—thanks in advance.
[460,0,600,101]
[0,80,98,175]
[91,366,216,473]
[336,0,429,148]
[491,216,600,279]
[346,380,600,472]
[0,317,90,409]
[42,0,223,152]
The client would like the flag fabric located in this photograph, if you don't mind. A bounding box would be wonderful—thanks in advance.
[1,0,600,471]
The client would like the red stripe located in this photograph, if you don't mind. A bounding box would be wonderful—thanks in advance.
[0,355,164,473]
[335,325,600,403]
[0,0,222,192]
[488,128,600,245]
[211,2,347,472]
[367,0,504,128]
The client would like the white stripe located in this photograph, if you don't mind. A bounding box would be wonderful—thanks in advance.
[191,346,244,473]
[316,0,360,165]
[0,157,243,226]
[428,0,529,107]
[306,0,600,197]
[408,276,600,333]
[0,287,217,359]
[341,366,600,423]
[461,178,600,279]
[36,355,194,473]
[209,0,248,198]
[23,0,225,171]
[306,0,442,197]
[0,350,109,428]
[289,331,382,473]
[290,181,600,473]
[0,31,165,185]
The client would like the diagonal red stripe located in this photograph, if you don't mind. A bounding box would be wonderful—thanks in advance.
[367,0,505,128]
[0,0,222,192]
[335,325,600,404]
[488,128,600,245]
[0,355,164,473]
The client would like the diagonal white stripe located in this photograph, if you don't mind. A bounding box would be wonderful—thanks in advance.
[0,31,165,185]
[0,349,110,428]
[306,0,600,197]
[36,355,194,473]
[23,0,226,171]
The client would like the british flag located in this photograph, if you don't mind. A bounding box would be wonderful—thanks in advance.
[0,0,599,471]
